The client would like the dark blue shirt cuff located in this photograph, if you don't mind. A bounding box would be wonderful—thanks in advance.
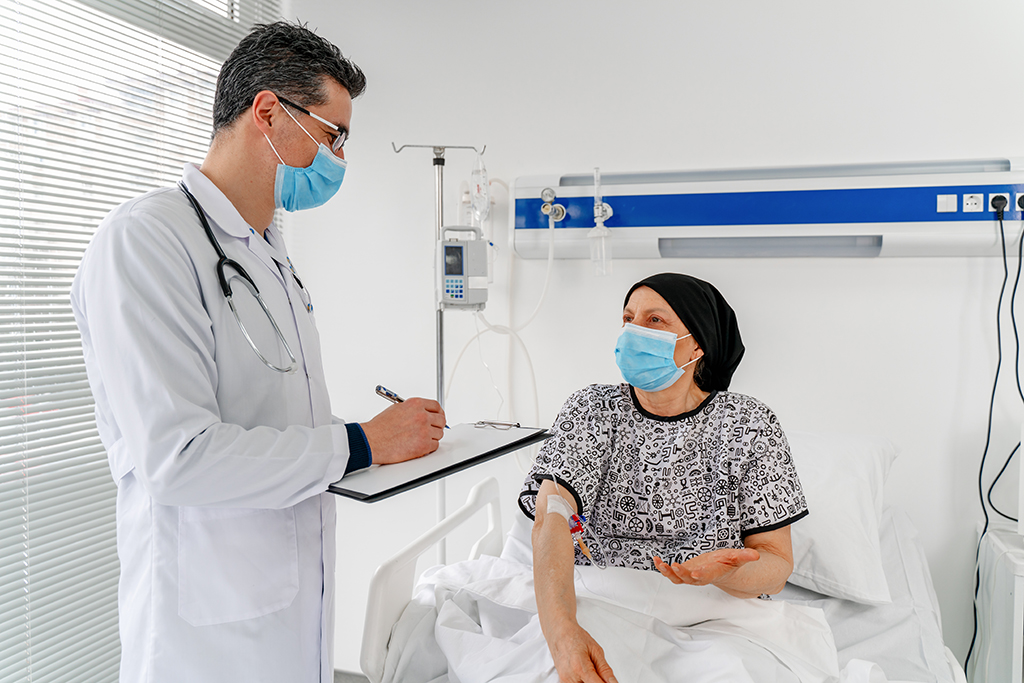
[344,422,372,474]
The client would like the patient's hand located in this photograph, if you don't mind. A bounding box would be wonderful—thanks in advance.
[547,621,618,683]
[653,548,760,587]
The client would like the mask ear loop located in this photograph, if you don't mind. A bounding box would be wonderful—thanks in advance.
[263,132,285,164]
[263,103,323,165]
[280,103,323,146]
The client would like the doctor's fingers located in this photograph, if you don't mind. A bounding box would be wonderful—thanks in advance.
[404,396,444,417]
[360,403,441,463]
[396,399,446,435]
[398,398,446,430]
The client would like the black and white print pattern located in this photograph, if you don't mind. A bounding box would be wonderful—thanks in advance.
[519,384,808,570]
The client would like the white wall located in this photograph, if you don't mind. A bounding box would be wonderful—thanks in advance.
[288,0,1024,670]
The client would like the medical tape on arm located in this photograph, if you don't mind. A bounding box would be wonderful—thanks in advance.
[546,490,599,562]
[546,493,575,521]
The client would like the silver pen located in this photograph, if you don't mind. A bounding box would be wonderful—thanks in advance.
[375,385,404,404]
[375,384,449,429]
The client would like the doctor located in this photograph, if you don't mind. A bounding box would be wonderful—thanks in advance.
[70,22,445,683]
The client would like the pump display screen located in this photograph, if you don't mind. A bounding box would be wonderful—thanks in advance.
[444,245,464,275]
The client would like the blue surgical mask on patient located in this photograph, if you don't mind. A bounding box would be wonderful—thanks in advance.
[264,106,347,212]
[614,323,701,392]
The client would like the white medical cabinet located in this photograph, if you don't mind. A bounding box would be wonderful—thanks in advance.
[972,523,1024,683]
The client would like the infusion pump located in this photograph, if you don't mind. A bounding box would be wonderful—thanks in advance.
[438,226,487,310]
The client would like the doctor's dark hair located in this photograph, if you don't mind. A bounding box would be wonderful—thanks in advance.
[212,21,366,135]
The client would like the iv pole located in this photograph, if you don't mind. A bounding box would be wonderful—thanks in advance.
[391,142,486,564]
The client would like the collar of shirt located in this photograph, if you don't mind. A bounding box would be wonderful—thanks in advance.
[181,163,258,240]
[180,163,296,280]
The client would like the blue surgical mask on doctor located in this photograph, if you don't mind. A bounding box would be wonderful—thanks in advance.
[263,104,347,212]
[615,323,702,392]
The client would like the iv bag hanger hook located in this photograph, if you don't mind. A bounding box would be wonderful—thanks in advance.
[390,143,487,240]
[391,143,487,156]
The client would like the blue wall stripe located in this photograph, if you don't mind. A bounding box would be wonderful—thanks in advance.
[514,185,1024,229]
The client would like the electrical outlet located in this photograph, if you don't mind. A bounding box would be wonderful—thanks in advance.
[989,193,1010,212]
[963,194,984,213]
[1016,193,1024,212]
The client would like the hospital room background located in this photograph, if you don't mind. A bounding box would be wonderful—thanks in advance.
[293,0,1024,671]
[7,0,1024,678]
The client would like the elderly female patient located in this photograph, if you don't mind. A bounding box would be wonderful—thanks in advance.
[518,272,808,683]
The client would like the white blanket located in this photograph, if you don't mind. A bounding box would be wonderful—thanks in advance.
[381,555,889,683]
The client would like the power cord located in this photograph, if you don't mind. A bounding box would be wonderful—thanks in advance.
[987,442,1019,522]
[984,193,1024,524]
[965,194,1011,676]
[984,193,1024,523]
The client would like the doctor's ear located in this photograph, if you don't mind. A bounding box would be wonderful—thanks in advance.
[250,90,280,135]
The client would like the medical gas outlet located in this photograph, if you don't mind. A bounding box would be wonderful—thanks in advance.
[512,158,1024,259]
[439,226,488,310]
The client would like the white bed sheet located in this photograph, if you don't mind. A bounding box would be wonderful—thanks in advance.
[777,506,957,683]
[383,555,886,683]
[378,506,960,683]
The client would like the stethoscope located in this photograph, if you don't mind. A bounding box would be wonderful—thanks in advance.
[178,182,298,374]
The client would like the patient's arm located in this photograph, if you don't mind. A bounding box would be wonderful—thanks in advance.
[652,526,795,599]
[533,479,618,683]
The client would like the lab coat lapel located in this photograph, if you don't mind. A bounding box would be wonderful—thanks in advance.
[180,164,329,427]
[244,231,288,289]
[263,225,332,427]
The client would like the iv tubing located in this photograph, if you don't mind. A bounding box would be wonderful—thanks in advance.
[445,208,556,437]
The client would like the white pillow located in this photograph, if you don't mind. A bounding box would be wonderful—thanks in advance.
[786,431,899,605]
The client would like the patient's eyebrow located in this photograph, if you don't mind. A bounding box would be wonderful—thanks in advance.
[626,306,675,320]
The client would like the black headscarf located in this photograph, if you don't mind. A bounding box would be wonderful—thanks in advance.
[623,273,745,391]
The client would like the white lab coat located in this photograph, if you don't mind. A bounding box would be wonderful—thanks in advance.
[71,164,358,683]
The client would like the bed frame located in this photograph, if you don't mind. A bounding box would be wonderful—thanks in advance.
[360,477,504,683]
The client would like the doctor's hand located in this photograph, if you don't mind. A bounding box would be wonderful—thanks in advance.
[653,548,760,588]
[547,620,618,683]
[360,398,446,465]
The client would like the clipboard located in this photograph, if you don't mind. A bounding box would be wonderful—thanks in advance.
[328,422,551,503]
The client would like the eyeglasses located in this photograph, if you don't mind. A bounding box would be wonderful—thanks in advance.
[276,95,348,153]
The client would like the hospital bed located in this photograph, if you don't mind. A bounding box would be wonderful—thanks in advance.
[360,432,968,683]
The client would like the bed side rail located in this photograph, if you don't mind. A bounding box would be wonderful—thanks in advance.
[360,477,503,683]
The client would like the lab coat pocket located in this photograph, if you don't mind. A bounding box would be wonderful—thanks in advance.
[178,506,300,627]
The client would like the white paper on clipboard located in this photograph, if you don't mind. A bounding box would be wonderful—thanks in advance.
[328,422,550,502]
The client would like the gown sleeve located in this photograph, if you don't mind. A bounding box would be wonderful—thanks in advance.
[518,385,611,520]
[737,405,809,537]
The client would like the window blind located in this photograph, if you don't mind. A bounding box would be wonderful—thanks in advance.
[0,0,278,680]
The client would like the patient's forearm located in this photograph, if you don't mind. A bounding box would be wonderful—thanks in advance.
[714,547,792,598]
[532,507,579,636]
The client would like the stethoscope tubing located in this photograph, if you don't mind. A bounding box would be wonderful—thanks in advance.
[178,182,299,374]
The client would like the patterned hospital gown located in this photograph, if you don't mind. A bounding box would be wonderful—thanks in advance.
[519,383,808,570]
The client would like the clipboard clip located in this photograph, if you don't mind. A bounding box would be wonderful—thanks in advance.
[474,419,520,430]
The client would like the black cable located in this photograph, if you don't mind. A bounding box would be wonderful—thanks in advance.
[1012,194,1024,404]
[965,195,1008,675]
[984,195,1024,524]
[987,442,1019,522]
[987,193,1024,524]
